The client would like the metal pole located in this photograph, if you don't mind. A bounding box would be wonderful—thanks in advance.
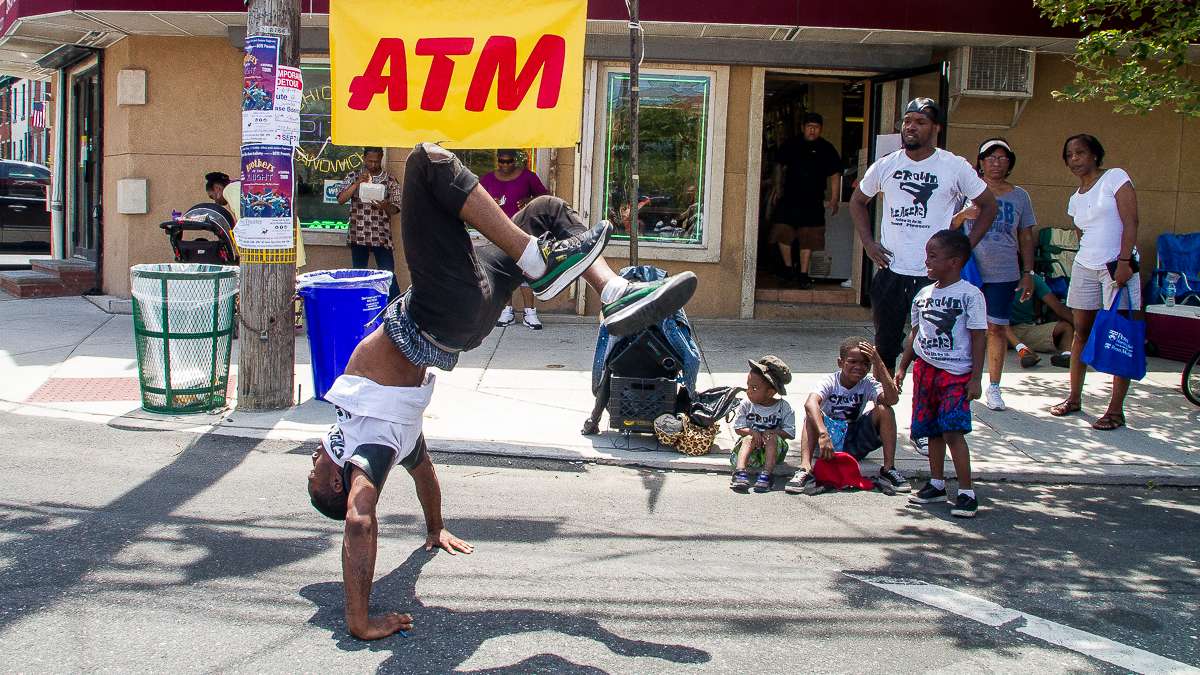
[628,0,639,266]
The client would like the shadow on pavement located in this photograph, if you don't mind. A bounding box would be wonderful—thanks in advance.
[0,433,326,630]
[832,484,1200,666]
[299,547,712,673]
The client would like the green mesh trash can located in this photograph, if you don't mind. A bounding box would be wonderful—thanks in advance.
[130,263,238,414]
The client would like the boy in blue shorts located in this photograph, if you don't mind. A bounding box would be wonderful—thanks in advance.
[895,229,987,517]
[787,336,907,494]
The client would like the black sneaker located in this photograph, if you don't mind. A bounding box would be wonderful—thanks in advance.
[730,470,751,491]
[784,469,814,494]
[908,483,948,504]
[911,435,929,457]
[879,466,912,493]
[797,272,813,289]
[1050,352,1072,368]
[528,221,612,301]
[950,492,978,517]
[601,272,698,336]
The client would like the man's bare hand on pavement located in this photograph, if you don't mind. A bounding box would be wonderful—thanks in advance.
[425,529,474,555]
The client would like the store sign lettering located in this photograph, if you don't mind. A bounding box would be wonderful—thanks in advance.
[347,35,566,113]
[330,0,584,147]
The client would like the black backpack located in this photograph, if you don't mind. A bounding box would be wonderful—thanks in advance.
[686,386,745,428]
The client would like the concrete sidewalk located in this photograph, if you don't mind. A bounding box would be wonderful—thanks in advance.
[2,295,1197,484]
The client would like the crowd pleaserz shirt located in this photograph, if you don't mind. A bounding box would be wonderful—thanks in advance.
[733,398,797,438]
[910,280,988,375]
[815,372,883,421]
[859,148,988,277]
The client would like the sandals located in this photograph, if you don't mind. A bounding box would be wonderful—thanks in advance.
[1049,399,1082,417]
[1092,412,1126,431]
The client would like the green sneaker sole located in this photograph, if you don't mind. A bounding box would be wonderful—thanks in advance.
[602,272,697,336]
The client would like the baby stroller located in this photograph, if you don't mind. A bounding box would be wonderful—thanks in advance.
[160,203,239,265]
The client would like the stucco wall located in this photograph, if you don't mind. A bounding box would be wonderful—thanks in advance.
[101,36,243,296]
[945,55,1200,269]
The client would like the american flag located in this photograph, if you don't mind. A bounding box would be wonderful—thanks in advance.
[30,101,45,128]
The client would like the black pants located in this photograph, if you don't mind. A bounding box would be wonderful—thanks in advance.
[349,243,401,299]
[869,267,933,372]
[401,143,585,353]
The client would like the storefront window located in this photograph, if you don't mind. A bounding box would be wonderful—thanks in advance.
[295,64,361,230]
[602,72,711,246]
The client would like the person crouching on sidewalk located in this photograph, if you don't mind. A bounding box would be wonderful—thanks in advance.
[786,337,907,495]
[895,229,987,518]
[731,356,796,493]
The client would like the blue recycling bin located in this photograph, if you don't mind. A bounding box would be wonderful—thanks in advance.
[297,269,393,401]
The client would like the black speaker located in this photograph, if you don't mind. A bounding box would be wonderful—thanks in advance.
[607,327,682,380]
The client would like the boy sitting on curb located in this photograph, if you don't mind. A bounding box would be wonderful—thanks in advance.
[731,356,796,493]
[786,337,909,495]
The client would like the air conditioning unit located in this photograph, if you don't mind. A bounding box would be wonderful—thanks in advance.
[951,47,1035,99]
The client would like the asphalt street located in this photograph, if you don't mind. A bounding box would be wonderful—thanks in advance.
[2,412,1198,673]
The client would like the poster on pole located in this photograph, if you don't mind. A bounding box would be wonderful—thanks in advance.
[330,0,586,148]
[242,36,302,146]
[235,144,295,250]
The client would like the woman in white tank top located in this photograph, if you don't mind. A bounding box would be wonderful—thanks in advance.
[1050,134,1141,431]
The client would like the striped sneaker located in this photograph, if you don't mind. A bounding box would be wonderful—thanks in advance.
[601,272,698,336]
[527,221,612,301]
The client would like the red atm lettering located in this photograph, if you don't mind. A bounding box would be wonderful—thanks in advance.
[347,34,566,112]
[415,37,474,111]
[347,38,406,111]
[466,35,565,111]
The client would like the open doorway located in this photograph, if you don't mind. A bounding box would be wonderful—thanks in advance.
[756,74,863,299]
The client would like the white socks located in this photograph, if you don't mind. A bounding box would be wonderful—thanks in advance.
[959,489,976,500]
[1015,342,1029,353]
[517,238,546,278]
[600,277,629,304]
[930,478,946,490]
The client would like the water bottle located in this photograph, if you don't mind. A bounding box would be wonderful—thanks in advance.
[1164,272,1179,307]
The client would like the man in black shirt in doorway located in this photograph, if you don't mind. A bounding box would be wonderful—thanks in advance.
[769,112,843,289]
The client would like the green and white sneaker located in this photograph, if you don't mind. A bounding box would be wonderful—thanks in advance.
[601,271,698,336]
[527,221,613,301]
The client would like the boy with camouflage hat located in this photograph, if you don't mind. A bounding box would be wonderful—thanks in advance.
[731,356,796,492]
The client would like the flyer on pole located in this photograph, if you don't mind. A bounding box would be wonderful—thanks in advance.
[242,35,302,146]
[235,144,295,250]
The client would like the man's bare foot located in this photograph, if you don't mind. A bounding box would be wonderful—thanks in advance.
[350,612,413,640]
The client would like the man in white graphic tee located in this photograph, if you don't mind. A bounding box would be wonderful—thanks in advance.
[850,97,998,376]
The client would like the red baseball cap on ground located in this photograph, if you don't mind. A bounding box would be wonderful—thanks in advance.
[812,452,875,490]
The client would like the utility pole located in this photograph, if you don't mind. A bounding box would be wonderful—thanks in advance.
[628,0,640,266]
[238,0,300,410]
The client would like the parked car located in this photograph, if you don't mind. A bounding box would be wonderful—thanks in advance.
[0,160,50,249]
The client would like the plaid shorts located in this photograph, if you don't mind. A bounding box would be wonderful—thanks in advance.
[910,358,973,439]
[383,291,459,372]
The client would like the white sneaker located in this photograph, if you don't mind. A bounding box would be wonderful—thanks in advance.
[984,383,1006,411]
[523,307,543,330]
[840,279,853,288]
[496,305,515,327]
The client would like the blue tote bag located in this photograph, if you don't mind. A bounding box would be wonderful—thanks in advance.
[962,255,984,289]
[1081,286,1146,380]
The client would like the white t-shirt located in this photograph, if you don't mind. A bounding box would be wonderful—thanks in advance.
[859,148,988,277]
[1068,168,1133,270]
[910,280,988,375]
[815,372,883,421]
[733,398,796,438]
